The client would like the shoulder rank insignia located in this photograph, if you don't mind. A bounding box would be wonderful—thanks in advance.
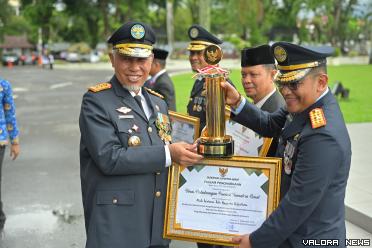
[309,108,327,129]
[88,82,111,93]
[144,87,164,99]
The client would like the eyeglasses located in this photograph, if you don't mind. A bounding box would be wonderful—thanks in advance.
[276,80,304,91]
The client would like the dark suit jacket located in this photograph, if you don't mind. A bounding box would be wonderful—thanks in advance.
[260,89,285,157]
[145,71,176,111]
[232,90,351,248]
[79,76,170,248]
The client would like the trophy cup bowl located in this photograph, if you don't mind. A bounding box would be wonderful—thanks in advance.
[197,45,234,158]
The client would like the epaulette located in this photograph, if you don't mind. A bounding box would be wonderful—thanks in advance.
[88,82,111,92]
[144,87,164,99]
[309,108,327,129]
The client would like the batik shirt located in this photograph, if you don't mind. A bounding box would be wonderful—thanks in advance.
[0,78,19,145]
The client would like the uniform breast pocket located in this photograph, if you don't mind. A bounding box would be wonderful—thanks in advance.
[116,120,135,145]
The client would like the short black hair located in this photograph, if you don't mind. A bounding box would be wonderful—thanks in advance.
[155,59,166,68]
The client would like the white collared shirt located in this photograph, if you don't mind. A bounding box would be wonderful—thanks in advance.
[255,88,277,109]
[129,88,152,120]
[316,87,329,102]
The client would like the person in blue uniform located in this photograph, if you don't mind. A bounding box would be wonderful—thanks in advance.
[0,77,20,230]
[240,45,285,156]
[222,42,351,248]
[145,48,176,111]
[79,21,202,248]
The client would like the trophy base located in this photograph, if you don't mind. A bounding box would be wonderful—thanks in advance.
[197,136,234,158]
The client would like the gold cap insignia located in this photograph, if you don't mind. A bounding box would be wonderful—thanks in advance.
[189,27,199,39]
[274,46,287,62]
[309,108,327,129]
[130,24,145,39]
[89,82,112,92]
[275,68,311,84]
[128,136,141,147]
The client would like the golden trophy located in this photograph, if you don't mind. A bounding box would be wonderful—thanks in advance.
[197,45,234,157]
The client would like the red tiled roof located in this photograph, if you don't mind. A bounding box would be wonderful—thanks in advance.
[0,35,34,49]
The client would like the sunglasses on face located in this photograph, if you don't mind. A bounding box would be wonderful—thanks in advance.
[276,80,303,91]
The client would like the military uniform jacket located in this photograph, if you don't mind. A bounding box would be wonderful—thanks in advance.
[187,78,234,133]
[232,90,351,248]
[79,76,170,248]
[144,71,176,111]
[260,89,285,157]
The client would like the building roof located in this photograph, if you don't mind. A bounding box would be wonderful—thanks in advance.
[0,35,34,49]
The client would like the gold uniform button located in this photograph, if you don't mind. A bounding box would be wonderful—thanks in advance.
[148,127,153,133]
[155,191,161,197]
[112,198,118,204]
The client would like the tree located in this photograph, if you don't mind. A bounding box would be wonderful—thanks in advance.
[0,0,14,39]
[63,0,103,48]
[199,0,211,30]
[166,0,174,55]
[21,0,56,46]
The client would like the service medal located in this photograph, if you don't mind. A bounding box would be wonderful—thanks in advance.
[155,112,172,142]
[196,105,202,112]
[128,136,141,147]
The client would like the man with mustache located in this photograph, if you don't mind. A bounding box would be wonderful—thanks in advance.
[79,21,203,248]
[240,45,285,156]
[223,42,351,248]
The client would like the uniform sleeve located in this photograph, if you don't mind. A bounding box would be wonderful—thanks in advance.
[250,132,343,247]
[232,100,287,138]
[155,79,176,111]
[79,93,166,176]
[3,81,19,144]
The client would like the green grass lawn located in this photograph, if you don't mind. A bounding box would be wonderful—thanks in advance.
[171,65,372,123]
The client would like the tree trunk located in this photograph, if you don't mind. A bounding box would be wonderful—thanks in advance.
[99,0,110,39]
[166,0,174,57]
[199,0,210,30]
[332,1,342,46]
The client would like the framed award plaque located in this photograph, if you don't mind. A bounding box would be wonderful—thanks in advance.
[164,156,282,246]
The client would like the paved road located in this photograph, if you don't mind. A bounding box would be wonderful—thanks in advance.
[0,66,370,248]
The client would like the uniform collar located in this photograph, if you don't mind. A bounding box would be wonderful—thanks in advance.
[255,88,276,109]
[111,75,149,121]
[281,89,332,139]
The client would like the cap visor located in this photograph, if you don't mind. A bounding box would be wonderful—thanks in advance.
[275,68,312,84]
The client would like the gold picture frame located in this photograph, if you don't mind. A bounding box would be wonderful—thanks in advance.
[164,156,282,246]
[169,111,200,143]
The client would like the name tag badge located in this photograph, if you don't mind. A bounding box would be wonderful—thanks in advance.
[118,115,134,119]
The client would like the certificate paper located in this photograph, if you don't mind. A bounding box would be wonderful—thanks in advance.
[176,165,267,234]
[226,119,272,157]
[164,157,282,246]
